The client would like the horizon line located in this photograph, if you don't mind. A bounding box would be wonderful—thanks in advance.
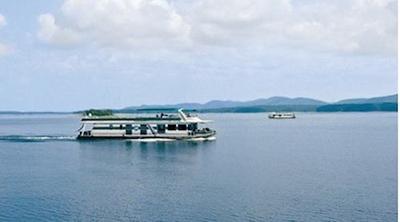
[0,93,397,113]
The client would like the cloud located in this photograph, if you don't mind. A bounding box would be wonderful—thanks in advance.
[38,0,190,50]
[189,0,397,55]
[37,0,397,55]
[285,0,397,55]
[38,14,81,45]
[0,14,6,27]
[0,14,10,56]
[188,0,293,46]
[0,43,9,56]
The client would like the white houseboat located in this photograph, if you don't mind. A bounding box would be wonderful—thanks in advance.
[268,112,296,119]
[77,109,216,140]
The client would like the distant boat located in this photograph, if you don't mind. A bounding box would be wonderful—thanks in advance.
[268,112,296,119]
[77,109,216,140]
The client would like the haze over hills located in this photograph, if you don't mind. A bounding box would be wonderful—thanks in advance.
[335,94,397,104]
[119,94,397,113]
[317,94,397,112]
[0,94,397,114]
[122,96,328,111]
[120,94,397,112]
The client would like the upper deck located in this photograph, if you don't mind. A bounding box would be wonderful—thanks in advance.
[82,116,181,121]
[81,109,210,124]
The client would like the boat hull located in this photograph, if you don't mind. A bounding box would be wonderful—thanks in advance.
[268,116,296,119]
[77,131,216,140]
[268,112,296,119]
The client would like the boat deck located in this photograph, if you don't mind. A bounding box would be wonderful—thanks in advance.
[82,116,181,121]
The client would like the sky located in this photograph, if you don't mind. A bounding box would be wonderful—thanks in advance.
[0,0,397,111]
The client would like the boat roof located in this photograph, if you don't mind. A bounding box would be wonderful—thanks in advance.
[81,115,210,124]
[81,108,211,124]
[82,116,180,121]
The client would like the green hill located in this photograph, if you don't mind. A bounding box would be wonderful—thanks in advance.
[317,103,397,112]
[336,94,397,104]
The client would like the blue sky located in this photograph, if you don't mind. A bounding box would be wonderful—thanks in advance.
[0,0,397,111]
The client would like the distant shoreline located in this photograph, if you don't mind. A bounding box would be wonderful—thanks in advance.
[1,94,397,114]
[0,108,397,115]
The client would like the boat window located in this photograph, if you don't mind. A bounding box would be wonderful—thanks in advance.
[140,124,147,135]
[188,123,198,131]
[157,124,166,133]
[126,124,132,135]
[178,124,187,131]
[167,124,176,130]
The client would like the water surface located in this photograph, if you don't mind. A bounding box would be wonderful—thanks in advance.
[0,113,397,221]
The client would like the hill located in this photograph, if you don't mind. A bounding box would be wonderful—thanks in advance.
[316,103,397,112]
[118,94,397,113]
[1,94,397,114]
[336,94,397,104]
[121,96,327,112]
[317,94,397,112]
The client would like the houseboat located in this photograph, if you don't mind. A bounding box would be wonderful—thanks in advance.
[268,112,296,119]
[77,109,216,140]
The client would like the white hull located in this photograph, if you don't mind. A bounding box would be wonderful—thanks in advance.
[268,112,296,119]
[78,130,216,140]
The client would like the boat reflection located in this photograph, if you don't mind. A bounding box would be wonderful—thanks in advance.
[77,139,216,165]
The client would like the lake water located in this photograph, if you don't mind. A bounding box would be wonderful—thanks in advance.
[0,113,397,221]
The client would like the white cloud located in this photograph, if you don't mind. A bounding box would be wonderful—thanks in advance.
[0,14,10,56]
[37,0,397,55]
[0,43,9,56]
[0,14,6,27]
[38,13,81,45]
[285,0,397,55]
[189,0,397,55]
[38,0,190,49]
[188,0,293,46]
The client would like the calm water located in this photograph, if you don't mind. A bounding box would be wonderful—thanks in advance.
[0,113,397,221]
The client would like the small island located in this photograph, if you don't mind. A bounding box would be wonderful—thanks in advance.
[83,109,113,116]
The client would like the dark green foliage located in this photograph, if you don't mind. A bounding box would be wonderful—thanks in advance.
[316,103,398,112]
[84,109,113,116]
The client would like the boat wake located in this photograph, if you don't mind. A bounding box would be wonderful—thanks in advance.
[0,135,77,142]
[133,138,176,142]
[187,136,217,142]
